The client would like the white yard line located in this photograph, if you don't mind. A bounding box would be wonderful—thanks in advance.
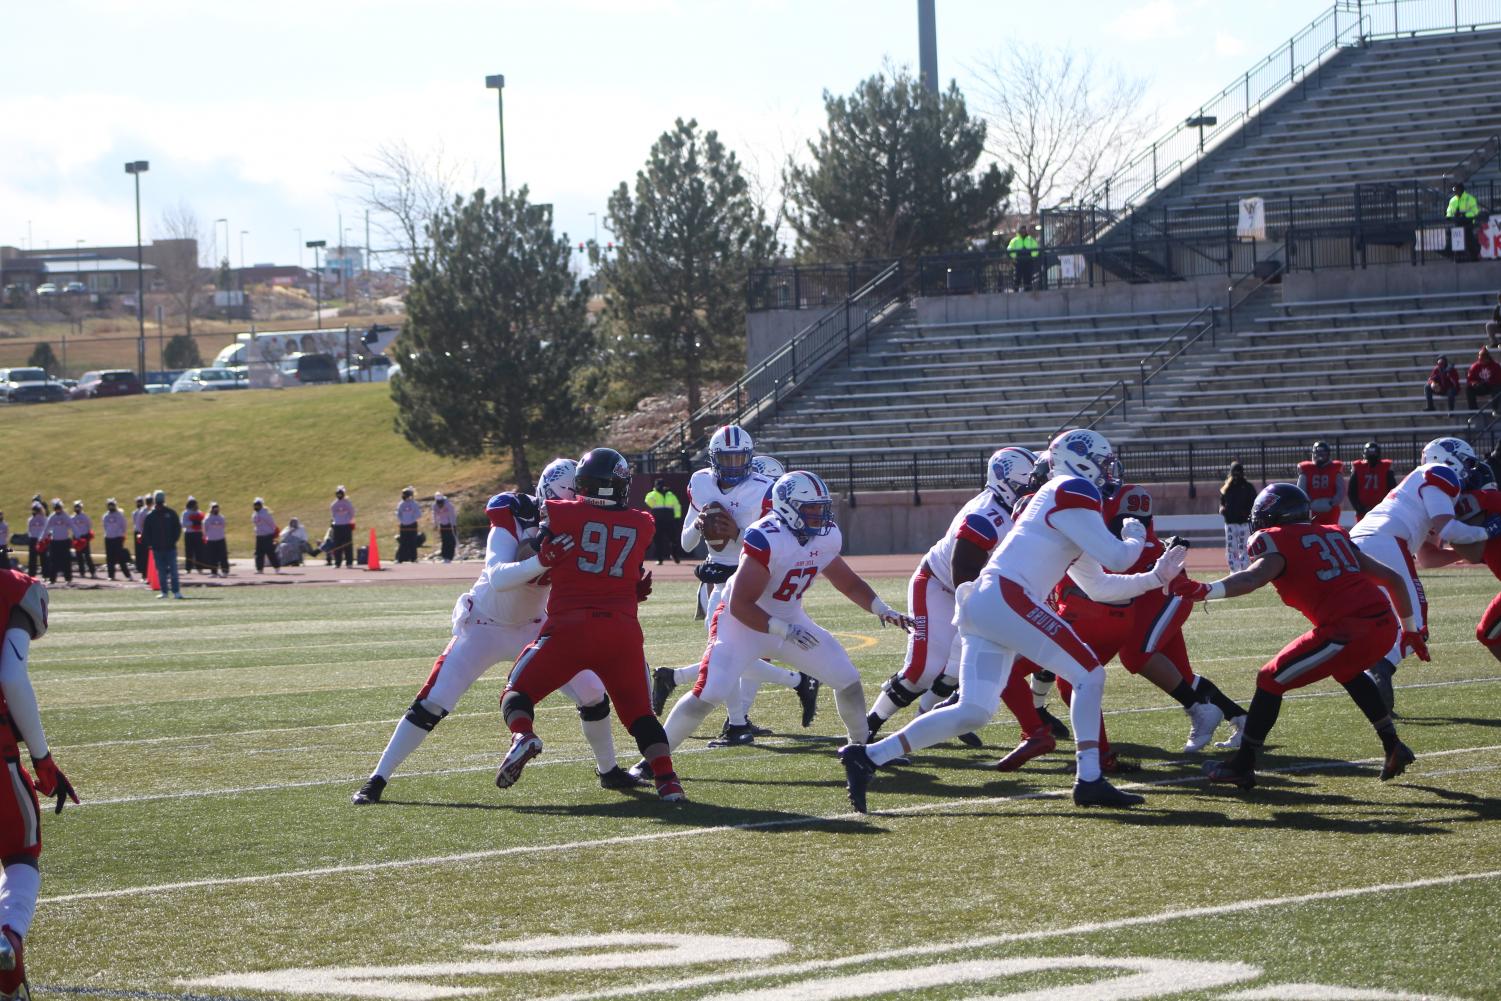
[40,743,1501,906]
[530,869,1501,1001]
[53,674,1501,753]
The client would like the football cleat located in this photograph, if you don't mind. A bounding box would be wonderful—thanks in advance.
[794,672,821,727]
[655,774,687,802]
[1216,715,1247,749]
[0,926,24,1001]
[1184,701,1225,753]
[708,721,756,747]
[1380,741,1415,781]
[351,775,386,805]
[1072,777,1144,807]
[1037,706,1071,740]
[994,732,1056,772]
[628,759,654,782]
[598,766,645,790]
[651,667,677,716]
[956,731,983,748]
[744,717,773,737]
[495,732,543,789]
[1203,758,1257,789]
[838,744,876,813]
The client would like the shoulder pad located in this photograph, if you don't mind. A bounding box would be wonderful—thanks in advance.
[1052,477,1102,511]
[1421,464,1462,497]
[957,511,1001,549]
[1246,529,1277,559]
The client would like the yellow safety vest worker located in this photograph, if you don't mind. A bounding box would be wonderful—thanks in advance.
[1007,234,1039,259]
[644,489,681,519]
[1447,191,1479,220]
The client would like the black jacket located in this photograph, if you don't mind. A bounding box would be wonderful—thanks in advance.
[142,506,182,549]
[1219,479,1257,524]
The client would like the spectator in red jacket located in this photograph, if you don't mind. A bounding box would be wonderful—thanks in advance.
[1426,355,1460,412]
[1467,347,1501,411]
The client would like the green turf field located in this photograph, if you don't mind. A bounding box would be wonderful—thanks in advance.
[27,568,1501,1000]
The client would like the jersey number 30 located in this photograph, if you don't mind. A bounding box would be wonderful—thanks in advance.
[577,523,638,578]
[1301,532,1360,581]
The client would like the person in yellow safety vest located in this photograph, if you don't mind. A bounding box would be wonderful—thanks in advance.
[1007,224,1041,291]
[644,478,683,565]
[1448,182,1481,261]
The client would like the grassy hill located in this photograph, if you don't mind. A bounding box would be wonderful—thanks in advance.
[1,385,503,553]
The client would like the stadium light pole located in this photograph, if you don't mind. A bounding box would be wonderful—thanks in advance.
[307,239,326,330]
[125,160,149,380]
[215,217,230,328]
[485,73,507,196]
[1185,115,1218,153]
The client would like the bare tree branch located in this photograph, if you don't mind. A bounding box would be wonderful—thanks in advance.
[155,201,210,337]
[344,141,461,265]
[968,44,1155,217]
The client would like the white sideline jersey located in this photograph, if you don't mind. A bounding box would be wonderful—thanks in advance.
[684,468,776,567]
[729,514,844,619]
[980,476,1144,599]
[922,489,1014,590]
[462,492,547,627]
[1349,463,1463,547]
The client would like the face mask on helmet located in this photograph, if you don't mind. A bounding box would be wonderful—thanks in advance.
[1311,442,1331,465]
[1250,483,1311,531]
[709,425,754,486]
[1100,456,1125,498]
[1048,429,1116,489]
[1363,443,1380,462]
[986,446,1038,507]
[772,472,834,542]
[1466,463,1495,492]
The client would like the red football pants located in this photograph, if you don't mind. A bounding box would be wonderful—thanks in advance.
[505,611,653,726]
[1258,608,1396,696]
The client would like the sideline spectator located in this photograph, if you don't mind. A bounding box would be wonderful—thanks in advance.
[182,497,206,574]
[329,486,355,568]
[1425,355,1460,412]
[251,498,280,574]
[1008,224,1040,291]
[43,499,73,584]
[142,490,183,599]
[1467,346,1501,411]
[102,498,133,581]
[1296,441,1345,526]
[70,501,97,579]
[25,502,44,577]
[644,478,683,565]
[432,493,457,563]
[1348,442,1397,521]
[395,487,421,563]
[1448,182,1480,261]
[1219,462,1256,572]
[203,502,229,576]
[278,517,313,566]
[132,496,149,575]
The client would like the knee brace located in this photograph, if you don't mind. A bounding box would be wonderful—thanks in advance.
[929,675,958,700]
[577,695,612,722]
[404,698,449,732]
[881,673,920,708]
[500,690,536,728]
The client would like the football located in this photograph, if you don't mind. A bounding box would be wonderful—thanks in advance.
[699,502,739,552]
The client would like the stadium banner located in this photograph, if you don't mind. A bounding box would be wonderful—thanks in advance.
[1237,198,1266,241]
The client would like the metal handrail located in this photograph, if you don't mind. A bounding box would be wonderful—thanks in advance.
[1440,133,1501,189]
[1137,304,1218,397]
[643,260,908,466]
[1225,260,1287,332]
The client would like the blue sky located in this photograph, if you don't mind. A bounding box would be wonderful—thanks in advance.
[1,0,1331,268]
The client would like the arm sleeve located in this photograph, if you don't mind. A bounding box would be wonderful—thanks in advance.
[486,522,520,569]
[0,628,47,759]
[1050,507,1144,572]
[1439,518,1489,546]
[680,503,703,552]
[486,553,545,590]
[1065,557,1163,603]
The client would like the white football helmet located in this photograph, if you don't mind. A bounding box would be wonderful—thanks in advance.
[708,425,755,486]
[772,471,834,540]
[1421,437,1477,477]
[1047,428,1119,489]
[985,446,1038,507]
[751,454,785,480]
[537,457,578,503]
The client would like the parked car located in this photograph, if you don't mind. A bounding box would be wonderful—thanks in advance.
[171,367,244,393]
[339,355,399,383]
[144,369,186,394]
[62,281,87,294]
[279,352,340,385]
[70,370,146,400]
[0,367,67,403]
[34,283,58,297]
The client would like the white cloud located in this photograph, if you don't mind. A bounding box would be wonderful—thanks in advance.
[1215,30,1248,57]
[1110,0,1190,42]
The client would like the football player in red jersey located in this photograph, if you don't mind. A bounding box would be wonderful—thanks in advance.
[1171,484,1423,789]
[0,567,79,1000]
[496,448,686,802]
[1296,440,1346,526]
[1347,442,1397,521]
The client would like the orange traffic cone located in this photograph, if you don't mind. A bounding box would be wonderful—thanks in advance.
[146,550,160,590]
[365,527,383,571]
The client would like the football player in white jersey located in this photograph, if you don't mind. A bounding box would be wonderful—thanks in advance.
[1350,436,1499,710]
[841,429,1181,812]
[353,459,637,804]
[638,471,912,777]
[865,446,1037,744]
[651,427,819,745]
